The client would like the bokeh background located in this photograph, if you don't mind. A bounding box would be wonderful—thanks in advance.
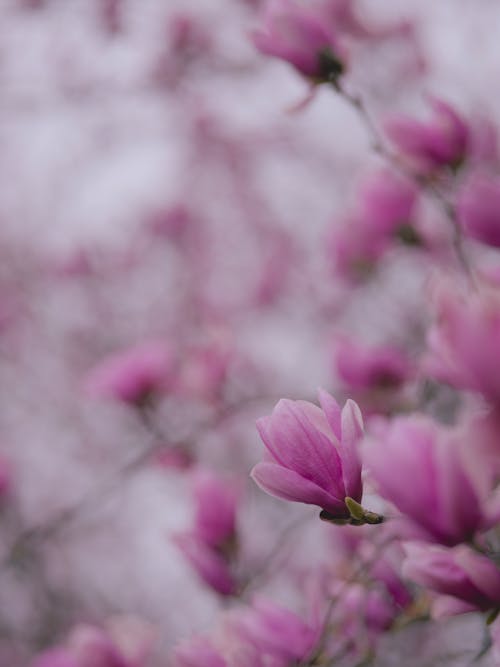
[0,1,499,665]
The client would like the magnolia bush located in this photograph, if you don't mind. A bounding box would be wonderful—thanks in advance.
[0,0,500,666]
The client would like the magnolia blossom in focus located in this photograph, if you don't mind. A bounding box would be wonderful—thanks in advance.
[83,340,174,405]
[403,543,500,613]
[384,97,469,173]
[252,0,346,83]
[364,415,487,546]
[457,172,500,247]
[252,390,382,524]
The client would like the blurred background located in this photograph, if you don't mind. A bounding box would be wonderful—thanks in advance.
[0,0,499,665]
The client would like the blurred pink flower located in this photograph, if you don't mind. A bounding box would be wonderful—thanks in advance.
[357,169,418,236]
[192,470,240,549]
[252,0,346,82]
[334,337,413,391]
[425,282,500,403]
[104,616,156,667]
[328,169,420,283]
[403,543,500,612]
[83,340,174,405]
[66,625,128,667]
[172,470,241,596]
[153,446,194,471]
[32,623,147,667]
[252,390,364,520]
[225,597,318,663]
[457,172,500,247]
[364,415,486,546]
[332,583,395,641]
[328,215,384,283]
[173,533,237,596]
[385,97,469,173]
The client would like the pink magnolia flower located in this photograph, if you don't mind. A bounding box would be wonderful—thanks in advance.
[252,390,367,522]
[173,471,241,596]
[83,340,174,405]
[364,415,486,546]
[457,172,500,247]
[403,543,500,612]
[172,638,227,667]
[252,0,346,83]
[425,281,500,403]
[225,597,318,663]
[173,533,237,596]
[328,215,384,283]
[333,337,413,391]
[328,169,420,283]
[192,470,240,550]
[384,97,469,173]
[357,169,418,237]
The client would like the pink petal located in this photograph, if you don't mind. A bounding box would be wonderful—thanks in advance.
[257,400,345,498]
[338,399,363,501]
[251,462,346,516]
